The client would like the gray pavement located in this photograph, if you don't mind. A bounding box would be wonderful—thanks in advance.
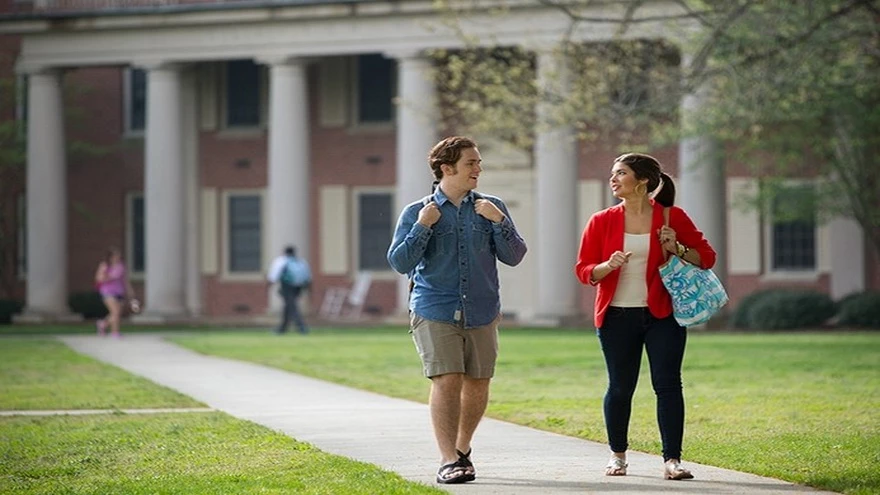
[59,334,835,494]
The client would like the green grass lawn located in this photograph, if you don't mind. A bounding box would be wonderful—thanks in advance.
[0,337,444,495]
[0,338,203,410]
[169,327,880,495]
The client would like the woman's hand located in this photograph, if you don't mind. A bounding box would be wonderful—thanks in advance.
[605,250,632,270]
[658,225,678,254]
[589,250,632,284]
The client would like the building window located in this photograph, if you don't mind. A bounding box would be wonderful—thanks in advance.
[127,194,145,274]
[124,68,147,133]
[225,60,262,128]
[769,185,816,271]
[356,54,395,124]
[357,192,393,270]
[228,194,262,272]
[17,194,26,278]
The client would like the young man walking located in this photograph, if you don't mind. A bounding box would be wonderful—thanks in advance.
[387,136,528,484]
[266,245,311,334]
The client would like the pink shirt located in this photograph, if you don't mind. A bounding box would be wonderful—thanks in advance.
[98,262,127,297]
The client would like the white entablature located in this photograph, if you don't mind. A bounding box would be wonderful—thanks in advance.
[2,0,692,71]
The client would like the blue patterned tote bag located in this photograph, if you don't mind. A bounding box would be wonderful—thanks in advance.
[659,208,729,326]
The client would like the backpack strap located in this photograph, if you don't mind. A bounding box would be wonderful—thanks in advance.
[409,194,436,296]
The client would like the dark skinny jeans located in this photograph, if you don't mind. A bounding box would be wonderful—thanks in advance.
[597,306,687,461]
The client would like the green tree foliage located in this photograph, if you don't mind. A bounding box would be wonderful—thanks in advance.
[432,0,880,257]
[692,0,880,255]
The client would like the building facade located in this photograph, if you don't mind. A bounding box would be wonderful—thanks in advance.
[0,0,876,325]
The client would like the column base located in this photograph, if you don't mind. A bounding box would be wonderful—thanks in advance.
[14,310,84,324]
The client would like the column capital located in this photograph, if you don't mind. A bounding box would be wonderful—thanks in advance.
[520,39,569,55]
[384,49,430,62]
[256,54,313,67]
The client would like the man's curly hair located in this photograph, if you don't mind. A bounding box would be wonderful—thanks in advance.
[428,136,478,181]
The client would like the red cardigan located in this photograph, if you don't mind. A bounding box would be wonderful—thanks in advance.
[575,201,717,328]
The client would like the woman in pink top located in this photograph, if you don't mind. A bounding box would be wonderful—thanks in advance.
[94,247,135,337]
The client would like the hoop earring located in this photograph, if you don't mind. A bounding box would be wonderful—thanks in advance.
[636,183,647,196]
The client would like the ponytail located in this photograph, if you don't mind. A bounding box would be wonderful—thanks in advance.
[653,172,676,207]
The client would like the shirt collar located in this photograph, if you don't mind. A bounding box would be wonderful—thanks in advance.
[433,188,475,206]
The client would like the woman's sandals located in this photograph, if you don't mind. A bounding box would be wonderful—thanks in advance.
[605,456,628,476]
[436,449,476,484]
[664,460,694,480]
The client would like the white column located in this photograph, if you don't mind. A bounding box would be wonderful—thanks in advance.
[678,87,728,285]
[21,69,75,320]
[263,56,310,313]
[142,63,187,318]
[391,51,438,313]
[828,217,865,299]
[534,49,580,323]
[181,67,201,316]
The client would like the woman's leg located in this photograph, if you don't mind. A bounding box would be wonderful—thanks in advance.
[104,296,123,337]
[98,295,113,335]
[597,308,647,456]
[644,315,687,461]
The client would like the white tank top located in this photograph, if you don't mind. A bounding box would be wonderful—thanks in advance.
[610,233,649,307]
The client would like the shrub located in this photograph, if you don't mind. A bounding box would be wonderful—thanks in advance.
[729,289,779,329]
[746,290,836,330]
[0,299,24,324]
[836,291,880,329]
[68,291,108,319]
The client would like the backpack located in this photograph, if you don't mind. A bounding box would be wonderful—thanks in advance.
[281,258,311,287]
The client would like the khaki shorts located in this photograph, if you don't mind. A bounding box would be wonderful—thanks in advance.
[410,313,500,379]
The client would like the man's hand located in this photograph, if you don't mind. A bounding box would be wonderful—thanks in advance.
[417,201,441,227]
[475,199,505,223]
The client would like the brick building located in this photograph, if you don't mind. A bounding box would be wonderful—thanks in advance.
[0,0,876,325]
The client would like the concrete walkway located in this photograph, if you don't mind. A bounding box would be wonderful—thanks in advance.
[60,334,835,495]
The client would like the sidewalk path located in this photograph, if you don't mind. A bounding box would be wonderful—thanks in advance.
[60,334,835,494]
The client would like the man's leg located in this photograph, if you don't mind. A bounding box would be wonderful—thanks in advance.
[289,290,308,334]
[456,376,490,453]
[275,288,292,334]
[411,316,473,483]
[430,372,464,466]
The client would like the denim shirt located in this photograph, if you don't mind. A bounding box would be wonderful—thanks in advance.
[387,188,527,328]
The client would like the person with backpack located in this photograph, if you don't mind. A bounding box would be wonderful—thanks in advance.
[387,136,527,485]
[266,245,312,335]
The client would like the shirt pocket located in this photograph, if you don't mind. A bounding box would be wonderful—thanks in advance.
[472,221,494,253]
[427,223,456,256]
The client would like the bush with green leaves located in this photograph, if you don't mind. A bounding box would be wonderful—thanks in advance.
[745,290,836,330]
[67,291,108,319]
[836,291,880,329]
[729,289,780,329]
[0,299,23,324]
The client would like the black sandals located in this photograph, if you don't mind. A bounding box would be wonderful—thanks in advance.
[436,449,476,484]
